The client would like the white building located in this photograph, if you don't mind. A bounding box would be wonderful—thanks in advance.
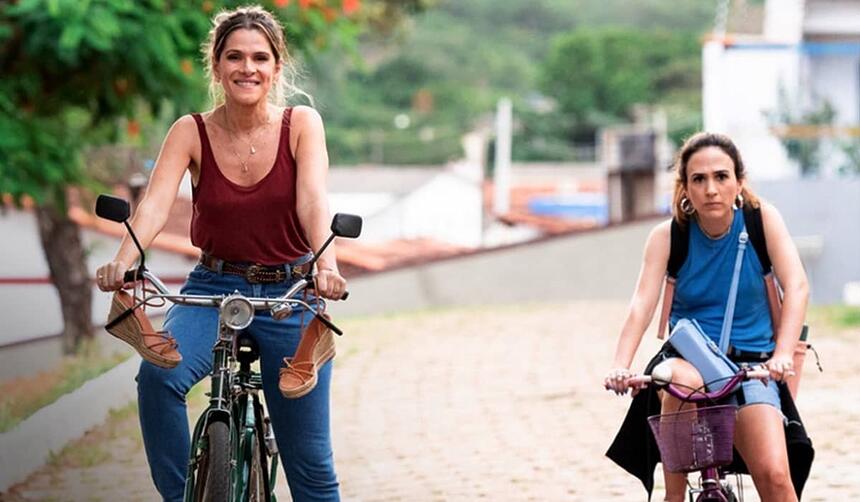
[703,0,860,179]
[327,163,484,248]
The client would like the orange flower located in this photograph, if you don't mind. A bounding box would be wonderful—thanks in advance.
[202,0,213,12]
[274,0,290,6]
[127,120,141,138]
[180,59,194,75]
[322,6,337,22]
[299,0,312,8]
[342,0,360,15]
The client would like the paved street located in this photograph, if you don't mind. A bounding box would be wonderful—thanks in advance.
[3,301,858,501]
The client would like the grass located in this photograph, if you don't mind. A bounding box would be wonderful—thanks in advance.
[808,305,860,330]
[0,343,131,433]
[44,401,141,470]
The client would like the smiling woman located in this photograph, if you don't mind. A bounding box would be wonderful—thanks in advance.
[93,5,346,501]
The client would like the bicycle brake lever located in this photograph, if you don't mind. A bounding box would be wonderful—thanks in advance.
[316,312,343,336]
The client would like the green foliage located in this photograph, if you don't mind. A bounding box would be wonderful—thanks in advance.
[0,0,414,203]
[315,0,711,164]
[539,27,701,142]
[838,140,860,175]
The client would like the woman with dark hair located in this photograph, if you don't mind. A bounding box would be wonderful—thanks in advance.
[96,5,344,501]
[604,132,812,501]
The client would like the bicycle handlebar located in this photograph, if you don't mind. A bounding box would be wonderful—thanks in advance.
[125,268,345,335]
[625,366,781,403]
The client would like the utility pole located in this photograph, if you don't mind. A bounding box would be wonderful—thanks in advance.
[493,97,512,215]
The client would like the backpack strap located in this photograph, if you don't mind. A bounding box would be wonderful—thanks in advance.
[657,218,688,339]
[667,218,688,280]
[742,206,771,273]
[657,278,675,340]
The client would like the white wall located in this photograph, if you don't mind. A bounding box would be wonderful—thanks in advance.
[808,53,860,124]
[0,209,195,346]
[329,171,482,247]
[764,0,805,42]
[703,42,799,179]
[329,218,657,320]
[804,1,860,36]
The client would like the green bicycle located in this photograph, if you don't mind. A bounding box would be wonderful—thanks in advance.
[95,194,361,501]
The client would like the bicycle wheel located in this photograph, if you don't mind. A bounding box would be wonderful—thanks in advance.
[247,434,269,502]
[200,421,232,502]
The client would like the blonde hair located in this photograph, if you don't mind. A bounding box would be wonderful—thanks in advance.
[202,5,311,107]
[671,131,760,226]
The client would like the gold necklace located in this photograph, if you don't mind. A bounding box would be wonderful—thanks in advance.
[224,109,271,173]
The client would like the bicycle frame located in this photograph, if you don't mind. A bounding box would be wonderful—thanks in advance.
[183,317,280,502]
[114,270,321,502]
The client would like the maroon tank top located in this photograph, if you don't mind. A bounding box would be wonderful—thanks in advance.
[190,108,311,265]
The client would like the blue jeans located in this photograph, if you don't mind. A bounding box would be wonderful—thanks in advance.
[136,264,340,502]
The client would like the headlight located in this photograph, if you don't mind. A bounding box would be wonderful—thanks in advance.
[220,294,254,330]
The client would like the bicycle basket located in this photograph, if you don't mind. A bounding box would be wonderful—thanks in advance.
[647,404,737,473]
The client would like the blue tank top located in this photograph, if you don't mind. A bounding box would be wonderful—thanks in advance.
[670,208,775,352]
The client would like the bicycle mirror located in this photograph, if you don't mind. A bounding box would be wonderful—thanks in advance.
[330,213,362,239]
[96,194,130,222]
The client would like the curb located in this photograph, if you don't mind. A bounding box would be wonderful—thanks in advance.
[0,355,141,492]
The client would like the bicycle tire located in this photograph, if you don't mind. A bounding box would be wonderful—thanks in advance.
[247,435,268,502]
[201,421,232,502]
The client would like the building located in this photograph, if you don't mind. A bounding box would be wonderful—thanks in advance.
[703,0,860,179]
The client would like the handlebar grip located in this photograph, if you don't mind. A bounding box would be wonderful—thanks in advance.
[317,313,343,336]
[305,282,349,301]
[123,269,140,283]
[628,375,652,386]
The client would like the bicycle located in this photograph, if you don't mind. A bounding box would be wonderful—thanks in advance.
[95,194,361,501]
[628,362,773,502]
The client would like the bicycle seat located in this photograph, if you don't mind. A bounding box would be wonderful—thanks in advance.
[236,334,261,365]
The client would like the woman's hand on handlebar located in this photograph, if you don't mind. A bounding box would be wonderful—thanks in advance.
[765,353,795,381]
[315,268,347,301]
[604,368,640,396]
[95,260,132,292]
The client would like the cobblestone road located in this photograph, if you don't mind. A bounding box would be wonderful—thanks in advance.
[4,301,858,501]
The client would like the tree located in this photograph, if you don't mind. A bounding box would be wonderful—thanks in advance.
[0,0,418,354]
[539,27,700,142]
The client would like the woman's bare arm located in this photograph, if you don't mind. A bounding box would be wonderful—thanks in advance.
[761,202,809,371]
[97,115,195,290]
[291,105,346,300]
[610,220,672,370]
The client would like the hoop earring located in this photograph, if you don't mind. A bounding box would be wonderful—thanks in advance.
[735,193,744,209]
[680,197,695,215]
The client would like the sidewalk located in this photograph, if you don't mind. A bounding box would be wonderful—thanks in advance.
[3,301,858,500]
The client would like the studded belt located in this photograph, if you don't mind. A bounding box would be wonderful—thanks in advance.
[199,254,312,284]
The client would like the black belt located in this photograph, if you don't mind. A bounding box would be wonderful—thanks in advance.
[199,254,312,284]
[727,345,772,362]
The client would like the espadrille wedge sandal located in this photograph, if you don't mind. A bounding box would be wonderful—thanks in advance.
[106,289,181,369]
[278,311,336,399]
